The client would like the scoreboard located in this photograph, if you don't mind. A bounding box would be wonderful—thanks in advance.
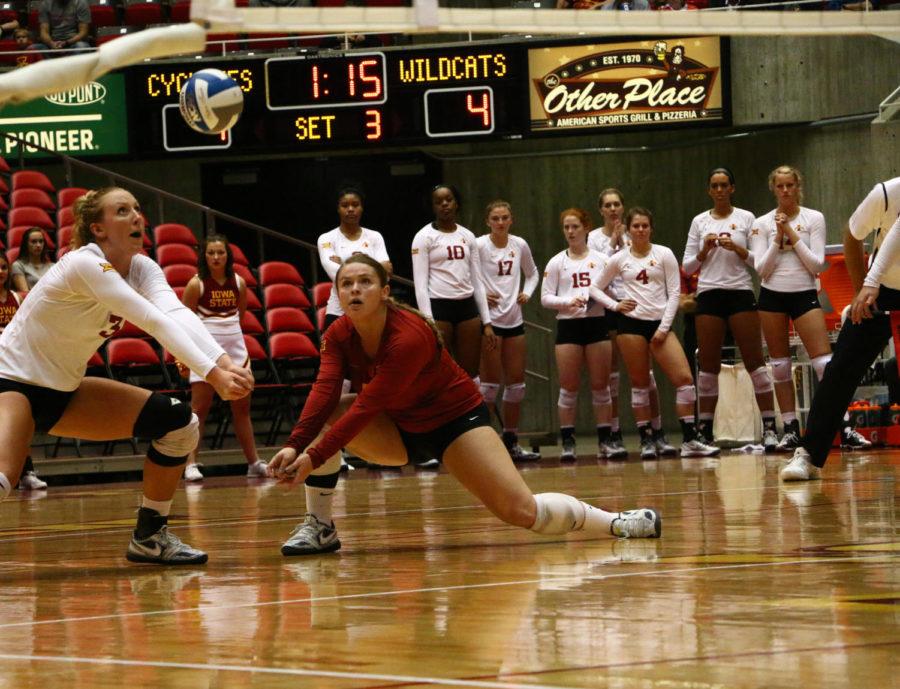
[129,44,525,154]
[126,37,729,156]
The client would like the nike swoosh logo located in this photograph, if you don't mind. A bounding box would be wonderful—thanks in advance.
[468,416,479,421]
[140,543,163,557]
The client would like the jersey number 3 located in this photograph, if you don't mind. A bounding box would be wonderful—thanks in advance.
[100,314,124,338]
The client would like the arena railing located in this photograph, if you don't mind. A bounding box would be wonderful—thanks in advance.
[1,132,558,458]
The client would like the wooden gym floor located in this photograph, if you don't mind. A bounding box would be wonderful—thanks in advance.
[0,448,897,689]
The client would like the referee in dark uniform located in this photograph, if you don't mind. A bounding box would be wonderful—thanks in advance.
[782,178,900,481]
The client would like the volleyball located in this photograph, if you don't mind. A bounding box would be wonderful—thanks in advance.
[179,69,244,134]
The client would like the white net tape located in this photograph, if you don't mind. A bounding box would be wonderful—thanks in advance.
[0,0,895,108]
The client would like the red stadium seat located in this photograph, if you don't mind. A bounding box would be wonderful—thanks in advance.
[11,170,55,194]
[156,243,198,267]
[259,261,304,287]
[205,33,241,54]
[317,306,327,331]
[169,0,190,21]
[153,223,197,247]
[8,207,54,232]
[88,0,119,27]
[27,0,40,29]
[56,245,71,260]
[162,263,197,288]
[124,0,163,25]
[109,320,149,339]
[7,226,55,250]
[266,306,315,335]
[244,288,262,311]
[0,156,8,173]
[229,242,249,266]
[172,285,185,301]
[106,338,172,390]
[0,196,8,212]
[57,187,89,208]
[312,281,332,308]
[240,310,265,337]
[234,263,257,289]
[820,255,856,331]
[269,332,319,365]
[57,225,74,249]
[5,246,18,263]
[0,178,7,195]
[11,189,55,210]
[263,284,311,310]
[57,206,75,228]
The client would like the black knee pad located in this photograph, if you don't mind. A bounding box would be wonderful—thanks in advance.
[134,394,196,467]
[134,393,192,439]
[305,471,341,490]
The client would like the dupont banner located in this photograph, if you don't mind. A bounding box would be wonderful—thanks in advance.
[528,37,727,133]
[0,73,129,158]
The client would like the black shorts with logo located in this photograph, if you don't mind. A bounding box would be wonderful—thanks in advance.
[492,324,525,338]
[555,316,608,346]
[616,314,662,342]
[758,287,821,321]
[430,296,480,324]
[0,378,76,433]
[696,288,758,320]
[398,402,491,464]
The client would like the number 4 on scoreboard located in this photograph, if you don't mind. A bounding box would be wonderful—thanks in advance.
[423,86,495,139]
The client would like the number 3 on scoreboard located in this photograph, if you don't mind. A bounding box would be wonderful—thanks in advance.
[365,109,382,141]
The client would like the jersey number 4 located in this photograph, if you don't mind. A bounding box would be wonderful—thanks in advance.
[634,269,650,285]
[99,314,124,338]
[571,272,591,288]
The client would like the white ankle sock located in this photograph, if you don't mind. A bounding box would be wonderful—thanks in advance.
[142,497,172,517]
[0,472,10,500]
[305,485,335,523]
[531,493,616,537]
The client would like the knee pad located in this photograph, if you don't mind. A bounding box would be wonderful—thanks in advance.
[811,354,832,381]
[608,372,620,396]
[648,371,657,391]
[631,387,650,408]
[591,387,611,406]
[480,382,500,404]
[150,414,199,467]
[750,366,774,394]
[558,388,578,409]
[697,371,719,398]
[676,384,696,405]
[771,357,793,384]
[502,382,526,404]
[531,493,586,535]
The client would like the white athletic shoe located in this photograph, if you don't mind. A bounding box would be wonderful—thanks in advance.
[840,427,872,450]
[281,514,341,556]
[246,460,269,478]
[640,440,658,460]
[654,431,679,457]
[126,526,208,565]
[599,440,628,460]
[680,438,721,458]
[780,447,822,482]
[560,438,577,462]
[18,471,47,490]
[610,508,662,539]
[183,464,203,482]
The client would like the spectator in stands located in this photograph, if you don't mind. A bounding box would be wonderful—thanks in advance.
[1,14,19,36]
[12,228,54,293]
[0,250,46,490]
[12,28,42,67]
[180,234,268,482]
[33,0,91,52]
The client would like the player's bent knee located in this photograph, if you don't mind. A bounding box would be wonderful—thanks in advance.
[480,382,500,404]
[697,371,718,398]
[530,493,586,535]
[771,357,792,383]
[502,382,526,404]
[133,393,198,467]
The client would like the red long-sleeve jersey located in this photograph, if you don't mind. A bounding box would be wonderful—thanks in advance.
[285,306,482,468]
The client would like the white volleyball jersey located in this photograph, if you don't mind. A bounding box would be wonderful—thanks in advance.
[749,207,826,292]
[681,208,756,293]
[588,227,626,299]
[850,178,900,291]
[317,226,390,316]
[411,223,490,322]
[476,234,539,329]
[0,244,224,391]
[540,249,609,320]
[597,245,681,331]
